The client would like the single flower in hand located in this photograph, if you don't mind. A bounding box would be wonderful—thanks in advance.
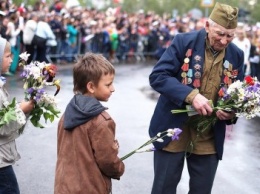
[120,128,182,161]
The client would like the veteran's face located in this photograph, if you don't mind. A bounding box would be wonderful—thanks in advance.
[205,21,236,51]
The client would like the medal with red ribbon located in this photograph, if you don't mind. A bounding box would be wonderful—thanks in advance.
[193,55,202,88]
[181,49,192,85]
[218,60,238,97]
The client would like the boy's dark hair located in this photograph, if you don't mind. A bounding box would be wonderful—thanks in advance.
[73,52,115,94]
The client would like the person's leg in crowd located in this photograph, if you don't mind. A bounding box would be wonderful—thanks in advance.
[255,61,260,81]
[9,46,19,74]
[250,62,256,77]
[25,44,36,64]
[35,45,49,63]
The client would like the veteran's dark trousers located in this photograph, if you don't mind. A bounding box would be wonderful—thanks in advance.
[151,151,219,194]
[0,165,20,194]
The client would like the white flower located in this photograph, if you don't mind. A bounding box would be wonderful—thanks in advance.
[156,138,164,142]
[167,128,174,133]
[227,80,243,94]
[37,62,47,70]
[19,52,30,61]
[44,82,54,86]
[30,66,41,79]
[38,93,57,107]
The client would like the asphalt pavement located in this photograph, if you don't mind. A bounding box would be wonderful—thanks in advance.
[5,62,260,194]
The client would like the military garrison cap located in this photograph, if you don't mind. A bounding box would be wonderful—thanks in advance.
[209,2,238,29]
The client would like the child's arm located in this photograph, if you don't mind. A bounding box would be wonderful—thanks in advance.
[90,118,125,179]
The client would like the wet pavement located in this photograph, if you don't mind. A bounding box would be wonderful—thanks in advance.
[6,62,260,194]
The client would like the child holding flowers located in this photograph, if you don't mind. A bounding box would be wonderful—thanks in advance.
[0,37,35,194]
[54,53,124,194]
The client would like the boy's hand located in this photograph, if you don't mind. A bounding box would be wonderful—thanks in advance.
[113,140,119,149]
[19,100,35,114]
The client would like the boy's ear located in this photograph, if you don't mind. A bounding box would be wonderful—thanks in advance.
[86,81,95,93]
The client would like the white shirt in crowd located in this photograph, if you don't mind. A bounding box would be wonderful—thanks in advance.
[23,19,37,45]
[35,21,57,46]
[232,37,251,65]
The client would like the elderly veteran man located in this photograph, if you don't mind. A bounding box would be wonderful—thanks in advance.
[148,2,244,194]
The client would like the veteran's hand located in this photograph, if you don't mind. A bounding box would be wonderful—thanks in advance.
[19,100,35,114]
[216,110,236,120]
[192,93,213,116]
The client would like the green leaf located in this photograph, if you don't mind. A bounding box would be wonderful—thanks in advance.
[28,103,60,128]
[30,117,44,128]
[3,109,17,123]
[45,105,60,117]
[0,111,5,117]
[10,98,16,107]
[43,112,49,121]
[49,114,55,122]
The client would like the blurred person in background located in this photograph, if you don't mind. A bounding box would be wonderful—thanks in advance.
[232,26,251,75]
[0,15,10,41]
[108,23,118,63]
[23,12,38,64]
[48,12,62,63]
[66,17,78,63]
[6,11,21,75]
[248,32,260,79]
[34,14,56,63]
[58,13,69,64]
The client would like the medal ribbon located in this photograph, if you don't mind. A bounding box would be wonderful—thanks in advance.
[181,49,192,85]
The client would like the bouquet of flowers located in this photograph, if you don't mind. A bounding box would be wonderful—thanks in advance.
[18,52,61,131]
[172,76,260,138]
[120,128,182,161]
[216,76,260,118]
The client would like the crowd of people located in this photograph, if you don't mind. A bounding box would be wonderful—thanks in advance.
[0,0,259,77]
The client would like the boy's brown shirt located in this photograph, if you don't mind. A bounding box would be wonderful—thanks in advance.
[54,111,124,194]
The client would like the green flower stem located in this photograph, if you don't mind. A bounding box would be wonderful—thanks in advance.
[171,109,195,114]
[120,131,170,161]
[185,116,217,157]
[120,137,156,161]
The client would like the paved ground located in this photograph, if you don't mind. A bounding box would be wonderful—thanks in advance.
[5,62,260,194]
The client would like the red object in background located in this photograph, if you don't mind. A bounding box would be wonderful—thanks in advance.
[18,6,26,14]
[55,2,64,11]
